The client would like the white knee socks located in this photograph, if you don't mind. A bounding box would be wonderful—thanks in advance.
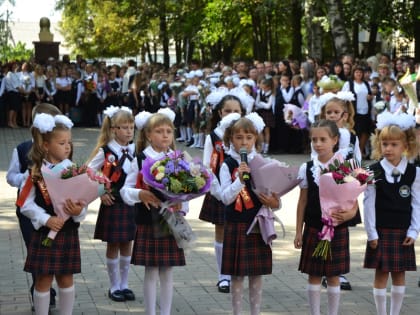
[390,285,405,315]
[327,285,340,315]
[249,276,263,315]
[373,287,387,315]
[106,257,120,293]
[58,285,75,315]
[307,284,321,315]
[33,289,50,315]
[119,255,131,290]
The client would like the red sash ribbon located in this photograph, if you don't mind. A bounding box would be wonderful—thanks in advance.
[209,140,224,173]
[232,167,254,212]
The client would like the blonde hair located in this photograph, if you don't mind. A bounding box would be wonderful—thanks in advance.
[32,103,61,120]
[371,125,418,161]
[320,97,355,132]
[223,117,262,152]
[135,113,175,154]
[29,123,72,181]
[87,110,135,163]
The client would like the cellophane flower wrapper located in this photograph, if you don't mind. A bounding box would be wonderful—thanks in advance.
[141,151,213,249]
[41,160,110,246]
[313,158,373,260]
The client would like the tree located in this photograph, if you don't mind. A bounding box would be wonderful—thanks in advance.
[325,0,352,56]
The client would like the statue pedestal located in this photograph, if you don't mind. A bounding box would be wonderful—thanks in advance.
[33,41,60,64]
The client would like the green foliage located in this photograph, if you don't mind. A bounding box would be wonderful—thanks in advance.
[1,41,33,62]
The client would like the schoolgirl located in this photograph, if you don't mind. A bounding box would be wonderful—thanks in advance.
[120,108,187,315]
[364,112,420,315]
[87,106,136,302]
[295,120,358,315]
[254,77,275,154]
[219,113,279,315]
[19,113,86,315]
[199,94,244,293]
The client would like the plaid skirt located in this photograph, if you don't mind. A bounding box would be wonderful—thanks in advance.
[298,226,349,277]
[24,228,81,275]
[199,193,226,225]
[222,222,272,276]
[94,202,136,243]
[257,109,275,128]
[131,224,185,267]
[364,228,416,272]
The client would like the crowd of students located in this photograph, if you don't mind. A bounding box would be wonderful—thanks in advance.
[1,53,418,155]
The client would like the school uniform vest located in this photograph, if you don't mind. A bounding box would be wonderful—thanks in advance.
[223,157,262,224]
[34,178,79,233]
[345,133,357,160]
[134,152,166,225]
[102,145,132,203]
[370,162,415,229]
[290,88,304,107]
[17,140,32,173]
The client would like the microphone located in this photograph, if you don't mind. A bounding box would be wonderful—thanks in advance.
[239,147,250,181]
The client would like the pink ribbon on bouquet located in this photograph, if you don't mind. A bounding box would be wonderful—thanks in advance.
[318,216,334,242]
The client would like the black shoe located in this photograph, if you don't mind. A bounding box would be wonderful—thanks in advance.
[339,275,352,291]
[121,288,135,301]
[186,139,194,147]
[321,277,327,288]
[50,288,56,307]
[108,289,126,302]
[418,278,420,287]
[217,279,230,293]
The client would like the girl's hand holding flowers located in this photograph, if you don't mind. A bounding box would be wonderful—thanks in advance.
[258,192,280,209]
[64,199,83,216]
[330,201,358,225]
[139,190,161,210]
[46,216,65,232]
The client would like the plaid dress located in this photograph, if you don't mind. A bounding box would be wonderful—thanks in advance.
[24,179,82,275]
[199,132,226,225]
[221,157,272,276]
[94,146,136,243]
[298,161,350,277]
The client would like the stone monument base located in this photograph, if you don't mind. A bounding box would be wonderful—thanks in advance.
[33,41,60,65]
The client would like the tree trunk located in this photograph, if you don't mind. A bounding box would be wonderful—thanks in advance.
[352,22,359,58]
[325,0,352,57]
[305,0,323,61]
[291,0,303,61]
[159,3,169,68]
[367,23,378,58]
[414,1,420,61]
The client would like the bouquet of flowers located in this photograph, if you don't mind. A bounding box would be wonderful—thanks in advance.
[283,103,308,130]
[141,150,213,248]
[246,154,302,246]
[312,156,374,260]
[41,160,111,246]
[84,76,97,93]
[399,69,418,108]
[317,75,344,93]
[373,100,388,115]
